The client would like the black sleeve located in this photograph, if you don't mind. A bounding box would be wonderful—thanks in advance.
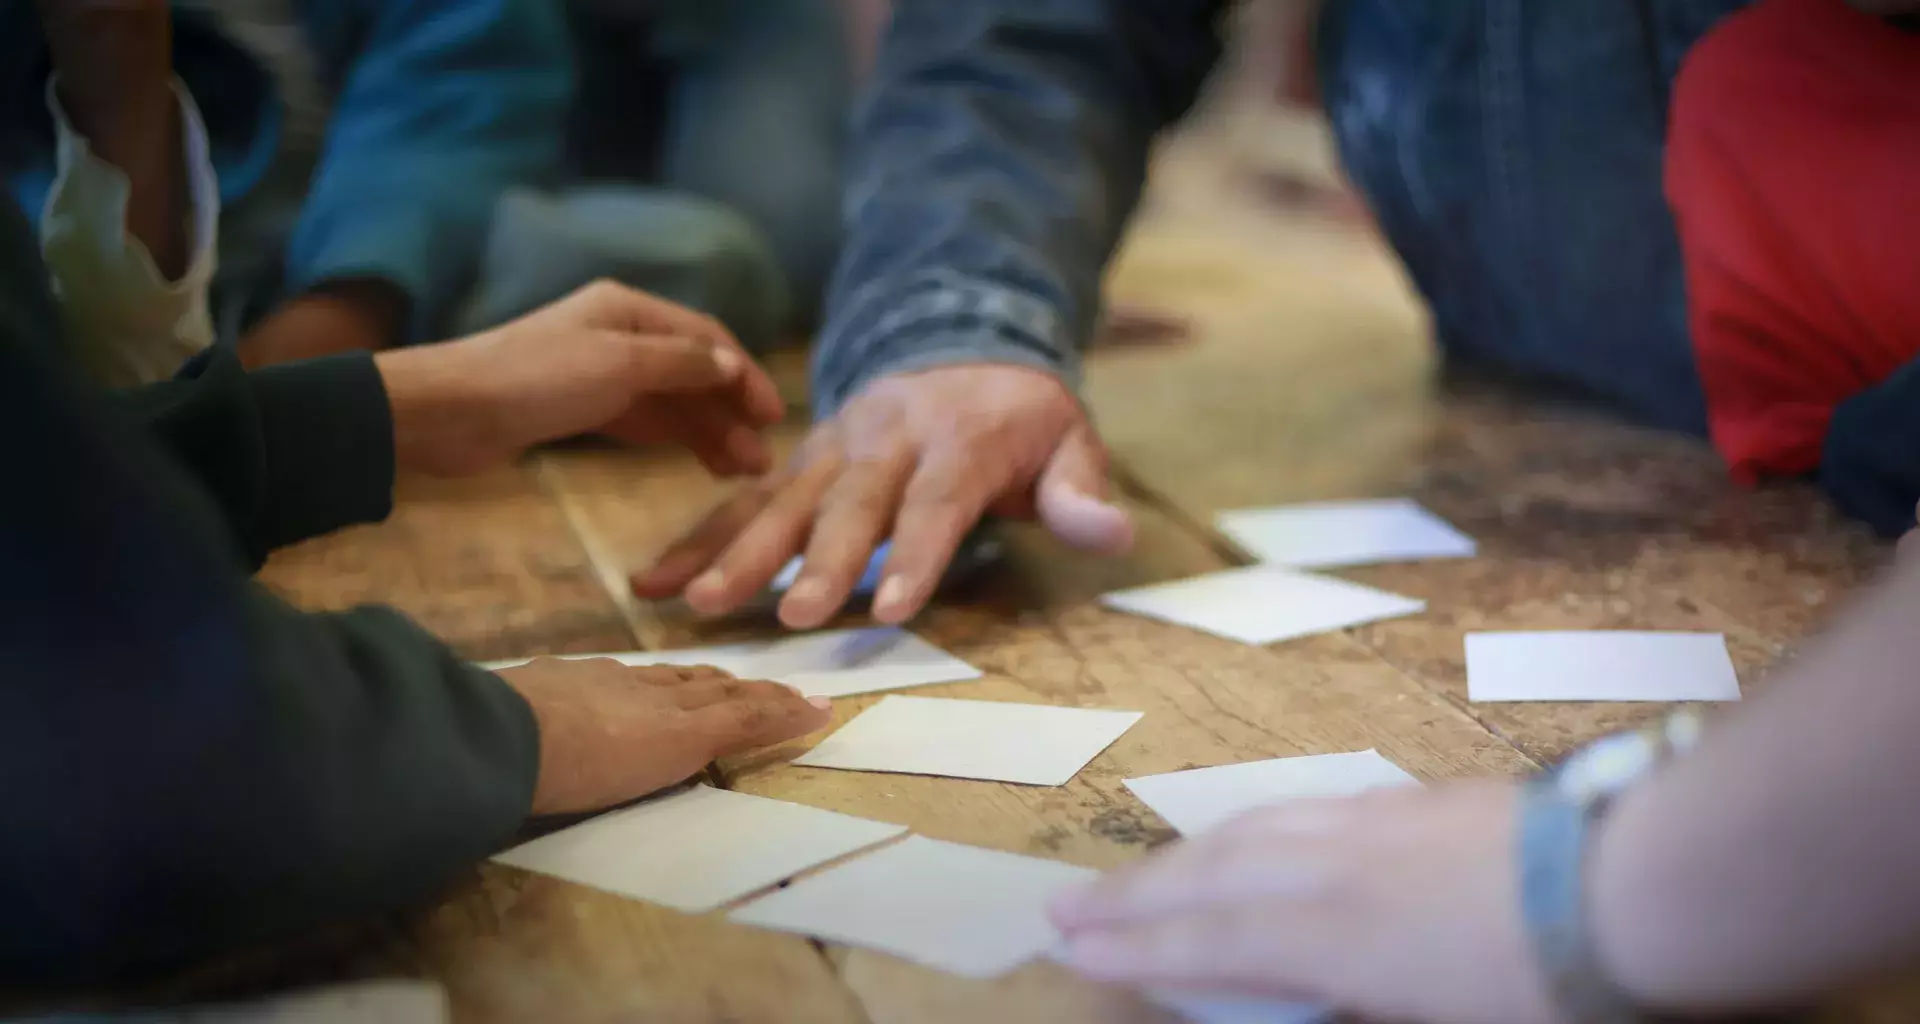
[1821,356,1920,537]
[112,347,397,569]
[0,199,540,987]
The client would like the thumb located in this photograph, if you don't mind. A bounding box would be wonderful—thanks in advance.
[604,331,748,394]
[1035,424,1135,554]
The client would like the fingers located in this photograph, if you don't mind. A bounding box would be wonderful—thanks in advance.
[685,457,843,615]
[1050,819,1339,932]
[686,679,833,754]
[1056,904,1322,998]
[1035,424,1134,554]
[779,450,915,629]
[577,280,784,423]
[602,398,771,478]
[630,484,780,599]
[603,331,747,393]
[871,453,1000,625]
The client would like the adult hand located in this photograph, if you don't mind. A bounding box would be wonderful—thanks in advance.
[34,0,187,277]
[1051,781,1563,1024]
[374,279,785,478]
[631,364,1134,628]
[495,659,831,815]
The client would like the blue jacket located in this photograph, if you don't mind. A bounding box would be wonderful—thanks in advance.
[1,0,572,342]
[811,0,1223,416]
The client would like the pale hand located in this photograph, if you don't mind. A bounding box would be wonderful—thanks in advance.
[375,280,785,478]
[495,659,831,816]
[1051,781,1563,1024]
[630,363,1135,627]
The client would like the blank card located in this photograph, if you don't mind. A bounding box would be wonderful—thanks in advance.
[730,836,1097,978]
[1216,498,1475,569]
[492,785,905,912]
[480,627,980,699]
[1100,566,1425,646]
[1125,749,1419,836]
[792,695,1143,786]
[1466,631,1741,703]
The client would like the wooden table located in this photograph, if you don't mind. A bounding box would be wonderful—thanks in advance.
[44,120,1910,1021]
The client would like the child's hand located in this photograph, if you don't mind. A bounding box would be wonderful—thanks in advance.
[495,659,830,816]
[374,280,785,478]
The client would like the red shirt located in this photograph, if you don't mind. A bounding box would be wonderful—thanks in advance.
[1666,0,1920,483]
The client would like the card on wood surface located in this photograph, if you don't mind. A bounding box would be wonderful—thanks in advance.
[1100,566,1425,646]
[481,626,981,699]
[1125,749,1420,837]
[492,785,905,912]
[792,695,1143,786]
[729,836,1097,978]
[1465,631,1741,702]
[1215,497,1476,569]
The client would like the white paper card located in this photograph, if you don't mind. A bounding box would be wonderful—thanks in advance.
[793,695,1143,786]
[492,785,906,912]
[1466,631,1741,703]
[1100,566,1425,646]
[1125,749,1419,836]
[730,836,1097,977]
[1216,498,1475,569]
[480,627,981,699]
[1150,990,1329,1024]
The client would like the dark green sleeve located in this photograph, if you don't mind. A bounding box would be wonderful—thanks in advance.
[112,347,397,569]
[0,199,540,987]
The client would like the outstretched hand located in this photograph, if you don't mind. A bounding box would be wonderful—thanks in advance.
[631,363,1134,626]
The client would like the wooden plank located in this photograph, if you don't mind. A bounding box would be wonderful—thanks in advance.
[259,466,636,662]
[260,461,868,1024]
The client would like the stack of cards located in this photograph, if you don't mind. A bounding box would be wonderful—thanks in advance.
[480,626,981,699]
[1465,631,1741,703]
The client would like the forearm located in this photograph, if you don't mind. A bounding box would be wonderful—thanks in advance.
[812,0,1223,414]
[43,78,219,387]
[1592,559,1920,1010]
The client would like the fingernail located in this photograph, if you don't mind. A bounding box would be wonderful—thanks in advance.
[788,577,825,604]
[712,346,742,376]
[691,569,726,597]
[807,696,833,710]
[874,575,908,615]
[1060,933,1129,973]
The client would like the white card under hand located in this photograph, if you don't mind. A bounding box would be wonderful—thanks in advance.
[1216,498,1476,569]
[479,627,981,699]
[1466,631,1741,703]
[793,695,1143,786]
[1100,566,1425,646]
[492,786,905,912]
[1125,749,1419,836]
[729,836,1096,978]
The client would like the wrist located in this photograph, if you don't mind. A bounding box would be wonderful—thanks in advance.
[374,341,504,477]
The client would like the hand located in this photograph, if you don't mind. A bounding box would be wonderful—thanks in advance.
[1050,781,1561,1024]
[239,280,409,368]
[631,364,1134,628]
[375,279,785,477]
[495,659,831,816]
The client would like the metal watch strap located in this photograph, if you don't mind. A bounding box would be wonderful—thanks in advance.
[1518,777,1657,1024]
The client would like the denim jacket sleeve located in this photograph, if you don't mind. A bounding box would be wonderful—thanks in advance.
[810,0,1226,416]
[290,0,573,342]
